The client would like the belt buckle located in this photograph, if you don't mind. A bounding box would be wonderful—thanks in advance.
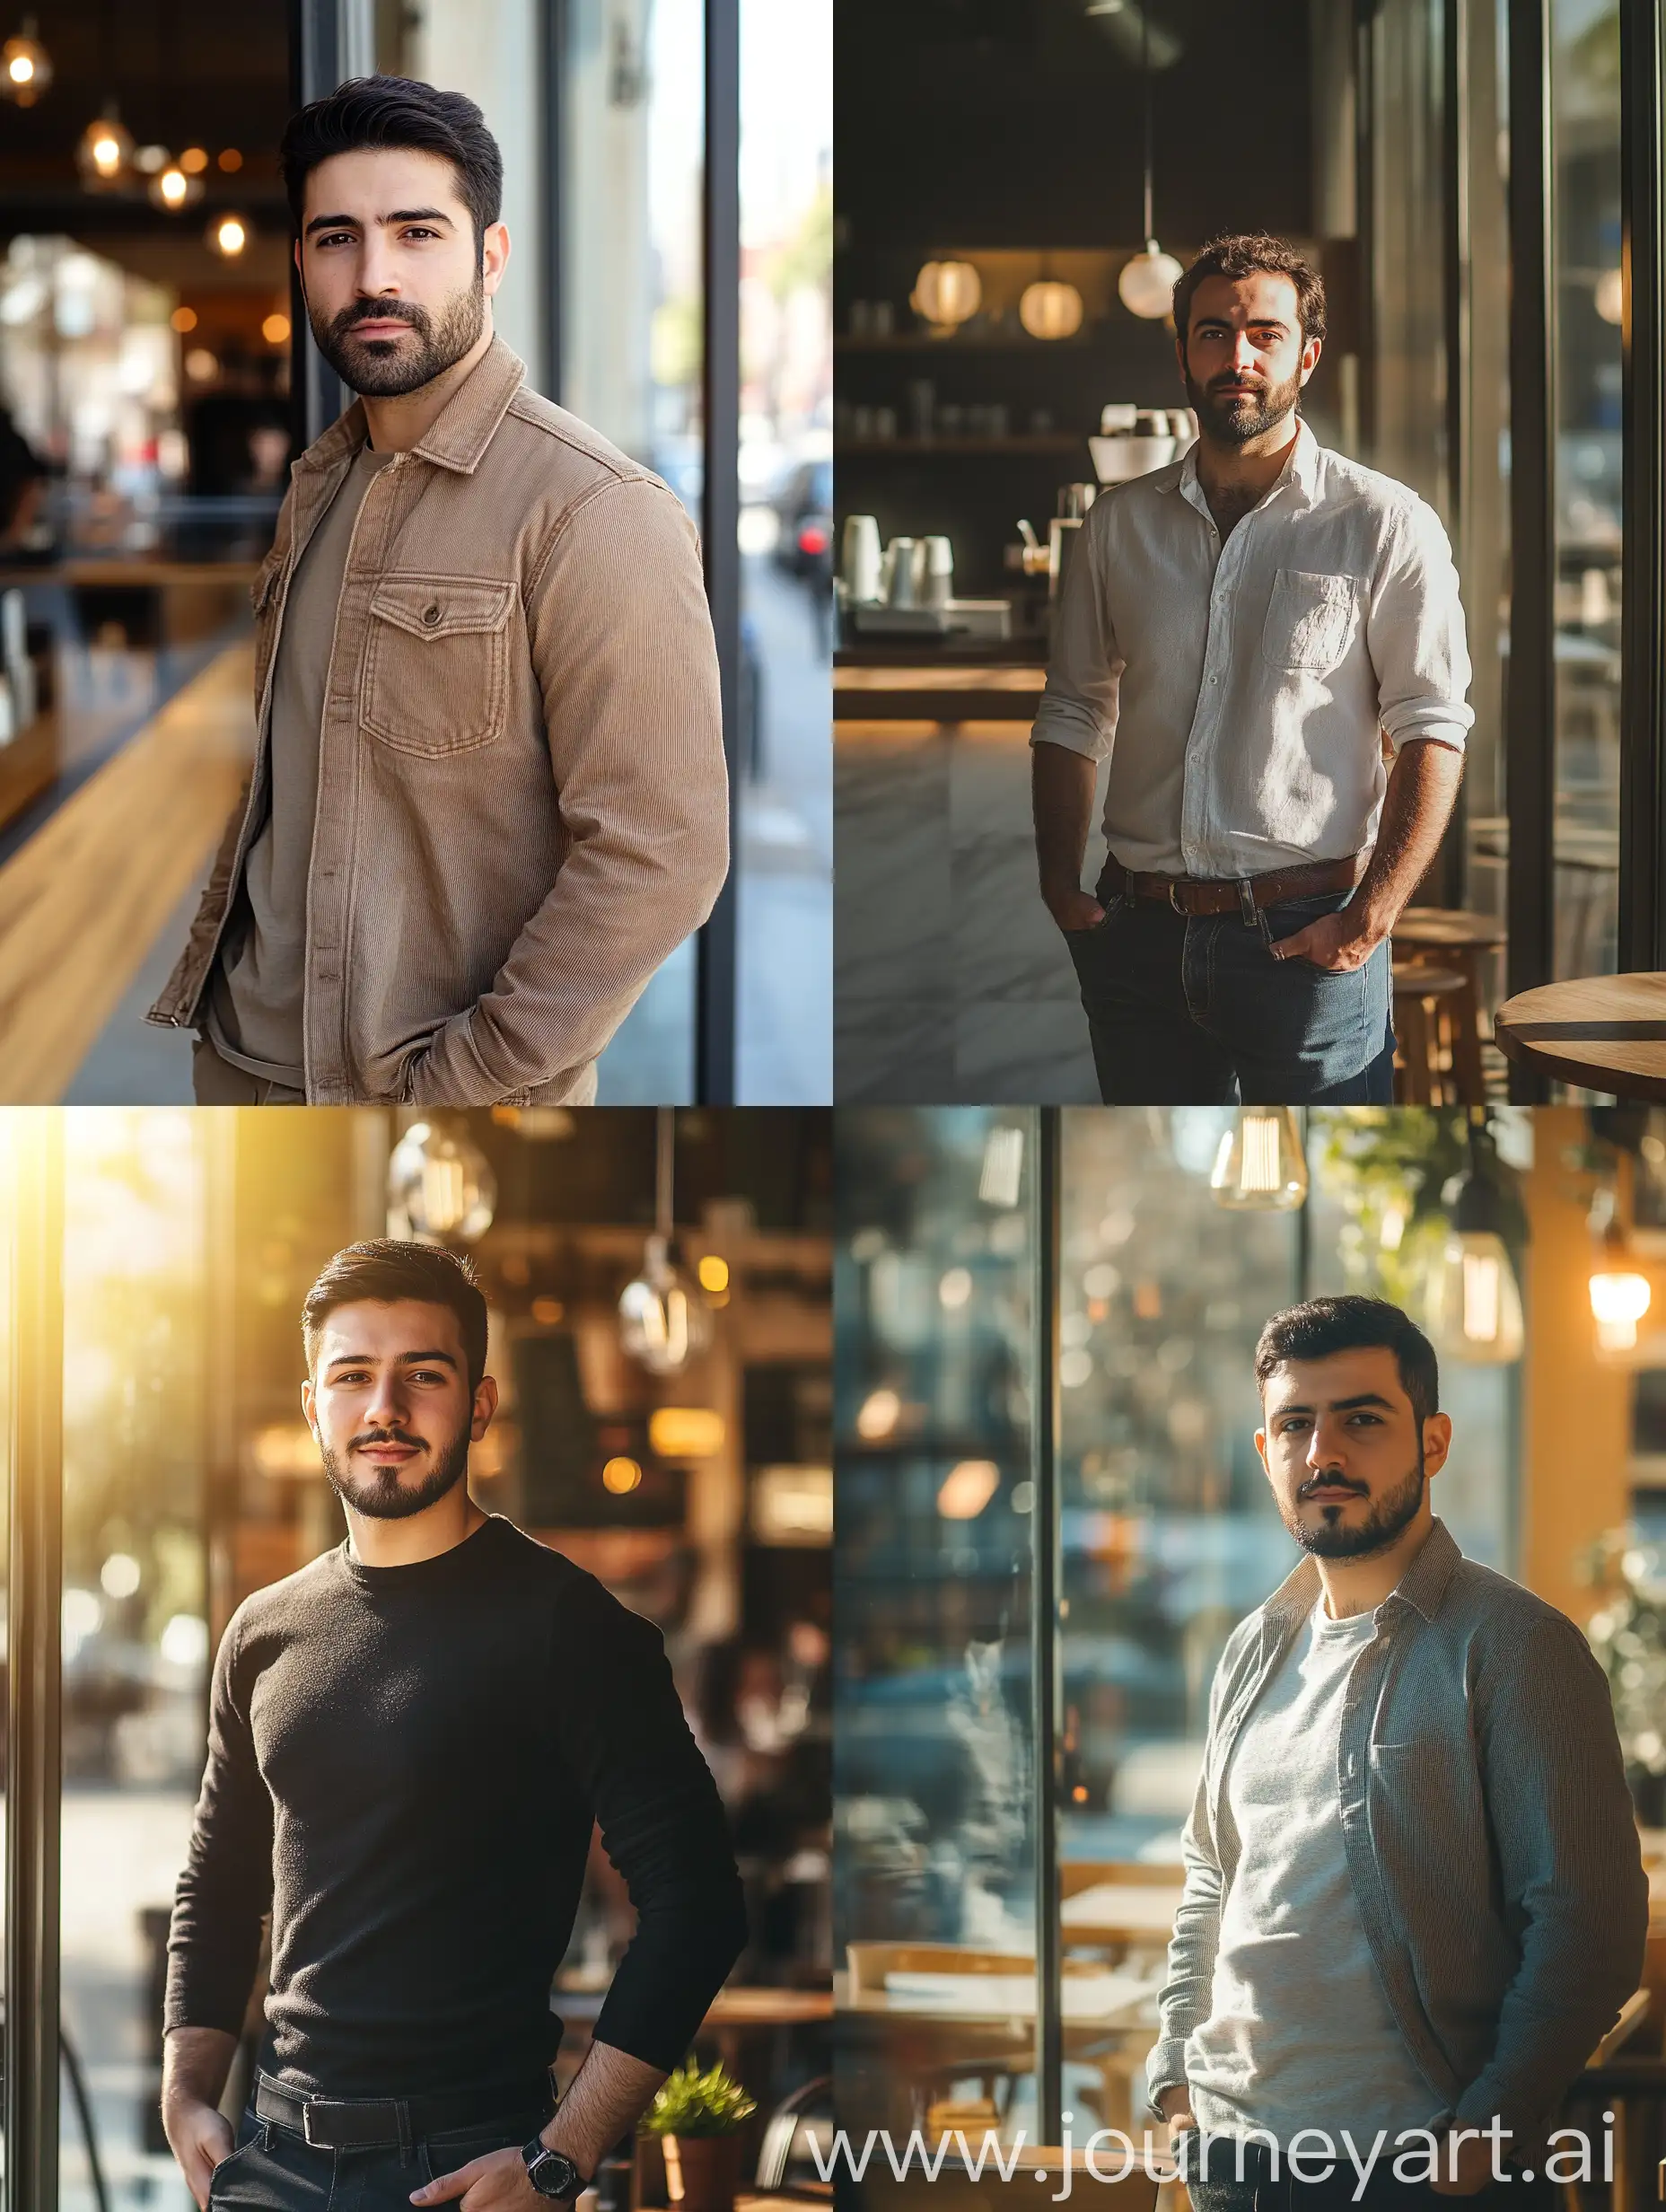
[303,2100,351,2148]
[1168,880,1186,914]
[1236,877,1258,926]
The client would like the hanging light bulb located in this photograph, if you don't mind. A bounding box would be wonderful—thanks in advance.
[910,259,981,330]
[1118,4,1183,320]
[1019,278,1085,340]
[0,17,51,105]
[386,1120,496,1243]
[1428,1122,1524,1365]
[76,105,133,188]
[618,1109,715,1376]
[1210,1109,1308,1211]
[148,162,203,213]
[1589,1183,1653,1354]
[207,212,250,258]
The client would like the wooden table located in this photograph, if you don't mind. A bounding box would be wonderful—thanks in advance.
[835,663,1045,721]
[1059,1883,1184,1947]
[1494,972,1666,1100]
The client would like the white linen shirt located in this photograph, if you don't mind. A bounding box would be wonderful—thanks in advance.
[1030,418,1473,878]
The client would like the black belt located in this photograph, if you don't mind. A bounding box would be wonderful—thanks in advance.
[254,2068,556,2149]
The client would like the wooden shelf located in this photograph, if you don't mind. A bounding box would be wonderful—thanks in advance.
[841,435,1087,456]
[837,332,1100,352]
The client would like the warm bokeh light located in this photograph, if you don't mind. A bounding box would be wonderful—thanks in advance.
[100,1552,141,1599]
[938,1266,971,1309]
[262,312,291,345]
[184,348,218,382]
[530,1295,565,1324]
[217,146,242,171]
[209,215,248,257]
[601,1455,644,1495]
[1591,1268,1652,1352]
[647,1405,725,1459]
[855,1386,900,1440]
[170,305,197,334]
[697,1254,729,1294]
[179,145,208,173]
[936,1459,999,1520]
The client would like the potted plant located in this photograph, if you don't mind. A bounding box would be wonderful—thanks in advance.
[639,2060,757,2212]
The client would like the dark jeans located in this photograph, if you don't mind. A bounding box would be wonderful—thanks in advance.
[209,2088,557,2212]
[1064,884,1396,1104]
[1179,2133,1559,2212]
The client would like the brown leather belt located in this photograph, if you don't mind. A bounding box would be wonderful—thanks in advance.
[1100,849,1369,919]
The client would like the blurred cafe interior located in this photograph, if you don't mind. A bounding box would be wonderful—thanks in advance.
[0,1105,832,2212]
[833,0,1666,1109]
[0,0,833,1108]
[836,1104,1666,2206]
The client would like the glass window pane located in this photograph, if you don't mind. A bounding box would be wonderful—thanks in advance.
[835,1109,1039,2146]
[561,0,706,1099]
[59,1109,209,2212]
[1551,0,1622,981]
[736,0,832,1102]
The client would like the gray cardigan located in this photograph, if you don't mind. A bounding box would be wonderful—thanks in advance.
[1147,1516,1649,2154]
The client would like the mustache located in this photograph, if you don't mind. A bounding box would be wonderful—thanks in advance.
[337,302,425,337]
[1299,1472,1368,1499]
[348,1426,427,1454]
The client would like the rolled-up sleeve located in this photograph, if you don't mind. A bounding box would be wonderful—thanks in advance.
[1030,509,1121,762]
[1369,496,1474,756]
[555,1584,748,2071]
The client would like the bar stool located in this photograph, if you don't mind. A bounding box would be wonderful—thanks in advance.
[1393,963,1468,1104]
[1390,908,1504,1104]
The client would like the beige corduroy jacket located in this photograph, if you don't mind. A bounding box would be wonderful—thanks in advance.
[148,336,728,1104]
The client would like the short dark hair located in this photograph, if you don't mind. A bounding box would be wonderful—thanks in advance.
[1171,232,1328,349]
[1254,1295,1439,1432]
[279,74,503,261]
[302,1239,489,1391]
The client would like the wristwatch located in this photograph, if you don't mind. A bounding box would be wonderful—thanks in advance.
[521,2140,586,2202]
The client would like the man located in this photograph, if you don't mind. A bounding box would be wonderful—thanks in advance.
[1148,1295,1645,2212]
[148,76,728,1105]
[1032,233,1472,1103]
[162,1241,747,2212]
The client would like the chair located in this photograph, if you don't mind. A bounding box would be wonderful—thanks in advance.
[1391,908,1504,1103]
[753,2076,834,2200]
[1392,963,1469,1104]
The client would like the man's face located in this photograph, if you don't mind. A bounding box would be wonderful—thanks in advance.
[1255,1345,1450,1560]
[302,1297,496,1521]
[294,147,508,399]
[1177,271,1320,444]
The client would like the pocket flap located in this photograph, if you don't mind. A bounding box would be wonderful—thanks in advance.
[369,574,515,638]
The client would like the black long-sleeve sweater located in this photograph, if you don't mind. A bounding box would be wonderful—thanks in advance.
[164,1514,748,2095]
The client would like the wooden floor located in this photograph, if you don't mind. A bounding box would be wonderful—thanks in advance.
[0,642,255,1102]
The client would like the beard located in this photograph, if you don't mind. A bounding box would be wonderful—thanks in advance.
[1282,1452,1425,1561]
[307,271,486,399]
[320,1418,471,1521]
[1182,354,1304,445]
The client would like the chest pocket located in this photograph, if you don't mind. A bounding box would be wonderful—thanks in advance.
[1261,567,1360,675]
[362,574,516,756]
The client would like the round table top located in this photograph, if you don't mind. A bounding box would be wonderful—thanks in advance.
[1494,971,1666,1098]
[1392,907,1507,950]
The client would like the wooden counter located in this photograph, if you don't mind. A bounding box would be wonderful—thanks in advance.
[835,663,1046,722]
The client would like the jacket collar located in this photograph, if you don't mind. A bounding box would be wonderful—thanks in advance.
[294,333,527,479]
[1165,413,1322,519]
[1258,1513,1462,1644]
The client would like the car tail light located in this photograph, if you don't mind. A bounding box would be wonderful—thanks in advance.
[797,522,829,556]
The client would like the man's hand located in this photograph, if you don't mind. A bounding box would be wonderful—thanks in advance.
[1044,885,1107,935]
[1153,2085,1197,2174]
[411,2146,554,2212]
[1428,2131,1499,2197]
[1267,902,1384,972]
[162,2096,235,2212]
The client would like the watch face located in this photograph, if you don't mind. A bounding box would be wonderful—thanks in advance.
[523,2143,583,2200]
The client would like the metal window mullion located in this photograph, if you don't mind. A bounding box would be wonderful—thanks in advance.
[1030,1110,1062,2147]
[696,0,741,1105]
[289,0,375,446]
[1618,0,1666,970]
[1504,0,1556,1089]
[5,1111,65,2212]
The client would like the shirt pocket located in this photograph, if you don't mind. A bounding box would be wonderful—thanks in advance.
[1261,567,1360,675]
[361,573,516,755]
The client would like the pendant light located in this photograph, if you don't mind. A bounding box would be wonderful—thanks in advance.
[386,1119,496,1243]
[911,259,981,332]
[0,16,50,105]
[1209,1108,1308,1212]
[1589,1183,1652,1354]
[1019,273,1085,341]
[1118,4,1183,320]
[76,104,133,189]
[1429,1117,1524,1365]
[618,1109,713,1376]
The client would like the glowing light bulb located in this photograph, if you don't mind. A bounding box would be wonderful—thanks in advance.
[1118,241,1185,320]
[1210,1109,1308,1211]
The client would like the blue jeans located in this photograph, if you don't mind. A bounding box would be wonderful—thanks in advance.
[1179,2130,1558,2212]
[208,2089,557,2212]
[1064,884,1396,1104]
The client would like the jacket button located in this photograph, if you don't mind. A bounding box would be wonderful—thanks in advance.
[422,603,441,626]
